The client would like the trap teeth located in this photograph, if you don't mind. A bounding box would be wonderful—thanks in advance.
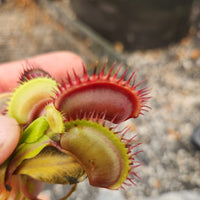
[61,119,140,189]
[8,77,58,124]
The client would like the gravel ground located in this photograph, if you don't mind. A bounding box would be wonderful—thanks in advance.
[0,0,200,200]
[125,41,200,199]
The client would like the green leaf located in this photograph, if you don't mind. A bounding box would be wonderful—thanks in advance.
[16,147,86,185]
[20,116,49,144]
[6,135,51,181]
[15,135,50,167]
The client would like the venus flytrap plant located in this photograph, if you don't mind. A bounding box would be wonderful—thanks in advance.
[0,63,150,200]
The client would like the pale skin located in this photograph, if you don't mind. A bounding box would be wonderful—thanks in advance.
[0,51,84,199]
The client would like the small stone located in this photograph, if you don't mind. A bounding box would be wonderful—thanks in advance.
[190,49,200,60]
[191,125,200,150]
[114,41,124,53]
[153,179,162,189]
[167,128,181,140]
[96,189,125,200]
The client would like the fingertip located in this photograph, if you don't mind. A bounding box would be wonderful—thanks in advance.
[27,51,84,82]
[0,51,85,92]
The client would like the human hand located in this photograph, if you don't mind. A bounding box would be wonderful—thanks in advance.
[0,51,84,165]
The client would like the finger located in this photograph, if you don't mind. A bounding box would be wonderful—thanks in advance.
[0,115,20,165]
[0,51,84,93]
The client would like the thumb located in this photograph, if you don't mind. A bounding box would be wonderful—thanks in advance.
[0,115,20,165]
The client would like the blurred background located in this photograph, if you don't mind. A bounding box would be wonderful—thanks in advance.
[0,0,200,199]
